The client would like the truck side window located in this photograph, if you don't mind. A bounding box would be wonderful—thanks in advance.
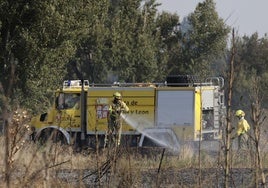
[56,93,80,110]
[57,93,65,110]
[64,93,80,109]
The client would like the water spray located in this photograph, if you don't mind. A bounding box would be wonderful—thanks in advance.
[121,114,180,153]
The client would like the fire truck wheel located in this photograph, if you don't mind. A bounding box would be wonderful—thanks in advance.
[37,128,68,145]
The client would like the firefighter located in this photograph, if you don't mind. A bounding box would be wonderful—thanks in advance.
[106,92,129,147]
[233,110,250,150]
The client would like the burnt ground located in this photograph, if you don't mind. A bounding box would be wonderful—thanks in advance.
[56,167,268,188]
[56,141,268,188]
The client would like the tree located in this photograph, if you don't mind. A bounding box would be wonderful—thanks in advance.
[232,33,268,109]
[155,11,181,77]
[0,1,93,185]
[129,0,161,82]
[0,0,94,113]
[66,0,111,83]
[179,0,230,77]
[107,0,161,82]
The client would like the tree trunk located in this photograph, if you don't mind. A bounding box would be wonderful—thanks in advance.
[225,28,235,188]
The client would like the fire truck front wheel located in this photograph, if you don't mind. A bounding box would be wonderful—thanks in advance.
[36,128,68,145]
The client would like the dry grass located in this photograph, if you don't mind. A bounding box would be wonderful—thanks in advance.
[1,136,268,187]
[1,110,268,187]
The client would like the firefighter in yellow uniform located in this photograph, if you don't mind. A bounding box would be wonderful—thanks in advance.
[234,110,250,150]
[107,92,129,147]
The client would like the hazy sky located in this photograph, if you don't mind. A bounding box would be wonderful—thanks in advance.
[157,0,268,37]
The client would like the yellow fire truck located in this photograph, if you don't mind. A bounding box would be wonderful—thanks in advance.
[30,76,225,150]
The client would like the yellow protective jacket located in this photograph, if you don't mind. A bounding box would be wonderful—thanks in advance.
[109,100,129,119]
[236,117,250,136]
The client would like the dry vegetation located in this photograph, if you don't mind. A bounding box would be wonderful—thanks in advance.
[1,110,268,188]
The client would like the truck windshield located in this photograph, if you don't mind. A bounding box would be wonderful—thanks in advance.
[57,93,80,110]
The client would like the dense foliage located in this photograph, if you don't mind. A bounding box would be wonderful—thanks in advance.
[0,0,91,112]
[0,0,267,114]
[232,33,268,109]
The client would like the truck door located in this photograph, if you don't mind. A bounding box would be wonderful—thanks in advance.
[56,92,81,130]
